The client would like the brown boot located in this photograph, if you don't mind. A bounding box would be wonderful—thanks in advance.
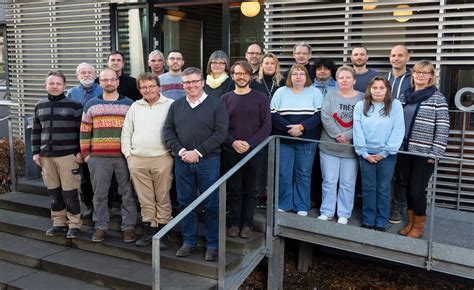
[407,215,425,239]
[398,209,414,236]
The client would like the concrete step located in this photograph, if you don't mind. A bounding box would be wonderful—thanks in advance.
[0,260,110,290]
[16,178,48,196]
[0,208,241,279]
[0,233,216,289]
[0,191,266,255]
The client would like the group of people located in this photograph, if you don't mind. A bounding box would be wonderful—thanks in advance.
[31,41,450,265]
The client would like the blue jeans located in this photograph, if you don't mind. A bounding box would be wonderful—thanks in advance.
[319,151,358,218]
[278,142,317,212]
[174,157,220,249]
[359,154,397,228]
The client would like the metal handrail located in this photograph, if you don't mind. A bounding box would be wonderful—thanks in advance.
[152,136,275,290]
[0,115,16,192]
[152,133,474,288]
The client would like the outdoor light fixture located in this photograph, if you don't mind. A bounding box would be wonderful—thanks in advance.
[362,0,378,10]
[241,1,261,17]
[394,4,412,23]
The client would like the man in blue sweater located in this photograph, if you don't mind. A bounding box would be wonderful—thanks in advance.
[163,67,228,261]
[351,45,379,93]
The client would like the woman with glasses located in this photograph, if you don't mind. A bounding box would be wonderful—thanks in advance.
[250,52,286,99]
[397,60,450,239]
[204,50,234,99]
[318,65,364,225]
[271,64,324,216]
[353,76,405,231]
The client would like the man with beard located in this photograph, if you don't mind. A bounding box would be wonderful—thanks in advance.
[245,43,263,78]
[220,61,271,239]
[159,50,186,100]
[312,57,338,97]
[351,45,379,93]
[148,50,167,77]
[386,45,412,224]
[163,67,228,261]
[80,68,137,243]
[32,70,83,239]
[67,63,103,218]
[105,51,141,101]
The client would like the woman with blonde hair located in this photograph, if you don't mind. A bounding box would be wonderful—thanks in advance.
[397,60,449,239]
[251,52,286,98]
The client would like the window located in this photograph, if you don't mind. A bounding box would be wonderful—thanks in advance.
[0,25,7,98]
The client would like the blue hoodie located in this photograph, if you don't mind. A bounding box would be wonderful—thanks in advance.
[386,69,412,100]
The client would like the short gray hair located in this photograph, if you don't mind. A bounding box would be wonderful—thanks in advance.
[76,62,95,75]
[182,67,203,79]
[293,42,312,55]
[148,50,165,61]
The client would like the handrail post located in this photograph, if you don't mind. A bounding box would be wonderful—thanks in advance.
[456,111,466,212]
[427,157,439,270]
[273,137,280,236]
[8,118,16,192]
[152,236,161,290]
[266,137,275,255]
[217,181,227,289]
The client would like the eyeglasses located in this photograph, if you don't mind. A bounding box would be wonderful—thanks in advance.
[211,61,226,66]
[99,78,118,83]
[182,79,202,86]
[233,72,250,77]
[291,73,306,78]
[414,71,432,77]
[139,85,158,91]
[246,51,261,56]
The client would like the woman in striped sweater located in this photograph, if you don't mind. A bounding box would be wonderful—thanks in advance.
[398,60,450,239]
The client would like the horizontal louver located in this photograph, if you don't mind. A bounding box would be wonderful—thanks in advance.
[6,0,111,137]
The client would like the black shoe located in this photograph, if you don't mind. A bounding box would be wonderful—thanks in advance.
[204,248,218,261]
[375,226,386,232]
[135,222,153,247]
[389,211,402,224]
[361,224,374,230]
[46,226,68,236]
[176,244,197,257]
[66,228,80,239]
[157,224,170,250]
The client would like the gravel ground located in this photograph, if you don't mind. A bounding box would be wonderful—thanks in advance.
[241,240,473,289]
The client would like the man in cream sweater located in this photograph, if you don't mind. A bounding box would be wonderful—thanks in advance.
[121,72,174,247]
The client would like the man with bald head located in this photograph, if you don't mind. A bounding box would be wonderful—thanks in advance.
[245,43,263,78]
[80,68,137,243]
[386,45,412,224]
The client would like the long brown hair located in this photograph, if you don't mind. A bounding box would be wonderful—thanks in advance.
[363,76,392,117]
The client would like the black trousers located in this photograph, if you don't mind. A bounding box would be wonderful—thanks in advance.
[80,163,94,208]
[222,147,264,228]
[398,154,434,216]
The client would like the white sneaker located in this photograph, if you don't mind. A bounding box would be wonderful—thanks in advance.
[277,208,285,212]
[297,211,308,216]
[337,217,348,224]
[317,214,331,221]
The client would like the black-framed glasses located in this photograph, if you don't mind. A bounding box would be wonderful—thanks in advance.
[182,79,202,86]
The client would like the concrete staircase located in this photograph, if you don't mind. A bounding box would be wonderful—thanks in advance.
[0,179,267,289]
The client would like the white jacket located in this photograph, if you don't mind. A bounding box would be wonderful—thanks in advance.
[121,95,173,158]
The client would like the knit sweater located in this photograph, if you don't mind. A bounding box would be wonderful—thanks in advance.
[163,93,229,159]
[319,89,365,158]
[80,95,134,158]
[32,93,83,157]
[220,89,271,149]
[159,73,185,100]
[353,100,405,158]
[270,86,324,142]
[399,89,450,157]
[121,96,173,158]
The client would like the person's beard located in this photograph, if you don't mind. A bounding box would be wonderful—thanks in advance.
[80,78,95,88]
[235,79,250,88]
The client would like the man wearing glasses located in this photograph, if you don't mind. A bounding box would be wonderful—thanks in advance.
[159,50,186,100]
[164,67,228,261]
[121,72,173,248]
[80,68,137,244]
[284,42,315,82]
[245,43,263,78]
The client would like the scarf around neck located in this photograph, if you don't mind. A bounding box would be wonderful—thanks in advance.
[206,73,229,89]
[404,85,437,105]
